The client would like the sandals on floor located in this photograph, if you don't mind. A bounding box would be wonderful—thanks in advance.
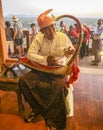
[24,111,38,123]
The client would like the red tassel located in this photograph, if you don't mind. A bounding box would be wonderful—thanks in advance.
[66,63,80,88]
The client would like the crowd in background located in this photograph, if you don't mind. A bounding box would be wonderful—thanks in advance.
[4,16,103,66]
[57,19,103,66]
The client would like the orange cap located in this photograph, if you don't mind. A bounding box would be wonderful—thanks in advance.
[37,9,54,29]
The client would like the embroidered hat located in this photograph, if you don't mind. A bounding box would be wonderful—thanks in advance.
[37,9,54,29]
[12,16,19,22]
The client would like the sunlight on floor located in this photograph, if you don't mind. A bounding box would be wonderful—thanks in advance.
[78,55,103,75]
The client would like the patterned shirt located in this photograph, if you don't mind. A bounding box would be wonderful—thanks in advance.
[13,21,23,38]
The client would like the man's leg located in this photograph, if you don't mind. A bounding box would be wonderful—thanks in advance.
[65,84,74,118]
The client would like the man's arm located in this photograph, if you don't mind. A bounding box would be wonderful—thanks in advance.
[13,28,17,40]
[27,37,48,65]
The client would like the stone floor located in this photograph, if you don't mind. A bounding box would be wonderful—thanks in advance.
[78,55,103,75]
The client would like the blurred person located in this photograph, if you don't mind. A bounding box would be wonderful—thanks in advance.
[12,16,24,57]
[5,21,14,57]
[68,25,79,45]
[29,23,38,44]
[91,19,103,66]
[60,21,68,34]
[79,24,89,59]
[74,23,80,33]
[19,9,75,130]
[68,25,79,63]
[83,24,91,56]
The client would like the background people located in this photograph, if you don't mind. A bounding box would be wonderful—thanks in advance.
[79,24,89,59]
[60,21,68,34]
[29,23,38,44]
[83,24,91,56]
[12,16,24,57]
[5,21,14,57]
[91,19,103,66]
[68,25,79,46]
[68,25,79,63]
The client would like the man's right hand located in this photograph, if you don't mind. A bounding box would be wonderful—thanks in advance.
[47,55,58,66]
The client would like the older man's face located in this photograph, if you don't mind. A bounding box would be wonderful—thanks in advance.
[41,24,56,40]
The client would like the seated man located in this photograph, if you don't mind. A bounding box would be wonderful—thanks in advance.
[19,9,75,130]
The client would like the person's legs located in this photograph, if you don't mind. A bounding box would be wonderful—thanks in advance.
[97,40,102,62]
[65,84,74,118]
[9,41,14,56]
[82,42,86,58]
[80,45,83,59]
[91,40,98,65]
[16,45,22,56]
[85,44,89,56]
[6,41,10,54]
[20,44,24,56]
[20,38,24,56]
[19,71,67,129]
[14,38,24,57]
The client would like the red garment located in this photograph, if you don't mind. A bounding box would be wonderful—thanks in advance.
[85,26,91,43]
[82,28,89,43]
[70,29,79,39]
[66,63,80,88]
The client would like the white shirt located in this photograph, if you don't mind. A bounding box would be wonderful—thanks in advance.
[93,25,103,40]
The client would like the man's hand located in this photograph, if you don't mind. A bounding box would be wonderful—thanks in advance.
[64,47,75,55]
[47,55,58,66]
